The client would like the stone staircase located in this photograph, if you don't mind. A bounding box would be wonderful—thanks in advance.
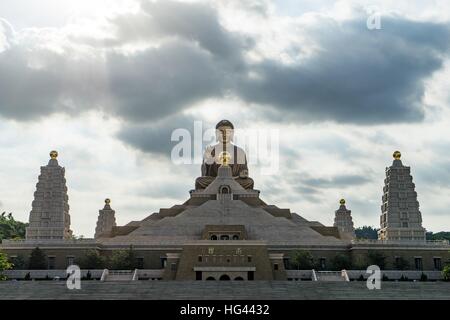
[100,270,137,282]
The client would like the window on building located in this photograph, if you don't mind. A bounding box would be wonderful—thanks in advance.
[171,263,177,271]
[283,257,290,269]
[402,222,408,228]
[136,257,144,269]
[198,255,203,263]
[160,257,167,268]
[274,263,279,271]
[48,256,56,270]
[220,235,229,240]
[247,256,252,263]
[433,258,442,271]
[414,257,423,271]
[248,271,254,281]
[196,271,202,280]
[319,258,326,270]
[66,256,75,267]
[210,235,218,240]
[401,212,408,219]
[232,235,239,240]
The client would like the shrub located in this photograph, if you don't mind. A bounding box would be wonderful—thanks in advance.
[399,275,409,281]
[24,272,31,281]
[108,246,139,270]
[382,274,389,281]
[330,254,352,271]
[290,251,314,270]
[78,250,106,269]
[28,247,47,269]
[0,251,13,280]
[442,265,450,281]
[357,274,365,281]
[367,251,386,270]
[394,257,410,270]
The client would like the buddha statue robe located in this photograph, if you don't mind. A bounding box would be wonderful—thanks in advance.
[195,143,254,190]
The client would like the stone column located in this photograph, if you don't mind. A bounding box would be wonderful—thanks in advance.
[95,198,117,238]
[378,151,426,241]
[26,151,72,240]
[333,199,355,240]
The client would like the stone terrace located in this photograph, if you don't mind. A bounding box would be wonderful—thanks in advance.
[1,281,450,300]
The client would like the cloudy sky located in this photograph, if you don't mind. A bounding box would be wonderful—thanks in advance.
[0,0,449,237]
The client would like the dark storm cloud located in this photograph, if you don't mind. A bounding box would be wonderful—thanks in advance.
[111,0,252,62]
[1,1,449,130]
[107,40,226,122]
[0,45,107,121]
[236,17,450,124]
[117,114,216,156]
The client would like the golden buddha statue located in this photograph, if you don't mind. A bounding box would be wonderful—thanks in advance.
[195,120,254,190]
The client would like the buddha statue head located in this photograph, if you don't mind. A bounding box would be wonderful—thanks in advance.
[215,119,234,144]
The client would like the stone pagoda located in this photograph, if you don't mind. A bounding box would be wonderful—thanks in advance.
[333,199,355,239]
[95,198,117,238]
[25,151,72,240]
[378,151,426,241]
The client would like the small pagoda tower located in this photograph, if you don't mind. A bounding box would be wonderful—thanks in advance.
[378,151,426,241]
[333,199,355,239]
[95,198,117,238]
[26,151,72,240]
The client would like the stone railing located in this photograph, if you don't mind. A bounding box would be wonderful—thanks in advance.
[1,269,104,280]
[2,269,165,280]
[0,238,98,246]
[284,269,445,281]
[351,239,450,246]
[346,270,444,281]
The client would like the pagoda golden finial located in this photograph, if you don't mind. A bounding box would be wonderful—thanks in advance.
[218,151,231,166]
[339,199,346,205]
[393,150,401,160]
[50,150,58,159]
[105,198,111,205]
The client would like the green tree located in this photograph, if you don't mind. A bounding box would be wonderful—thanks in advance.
[355,226,379,240]
[108,246,138,270]
[78,250,106,269]
[0,212,28,241]
[331,254,352,270]
[443,265,450,281]
[426,232,450,242]
[290,250,314,270]
[393,256,410,270]
[10,255,27,270]
[28,247,47,269]
[367,251,386,269]
[0,251,13,280]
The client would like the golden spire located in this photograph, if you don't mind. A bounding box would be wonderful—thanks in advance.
[393,150,401,160]
[218,151,231,166]
[50,150,58,159]
[105,198,111,205]
[339,199,346,205]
